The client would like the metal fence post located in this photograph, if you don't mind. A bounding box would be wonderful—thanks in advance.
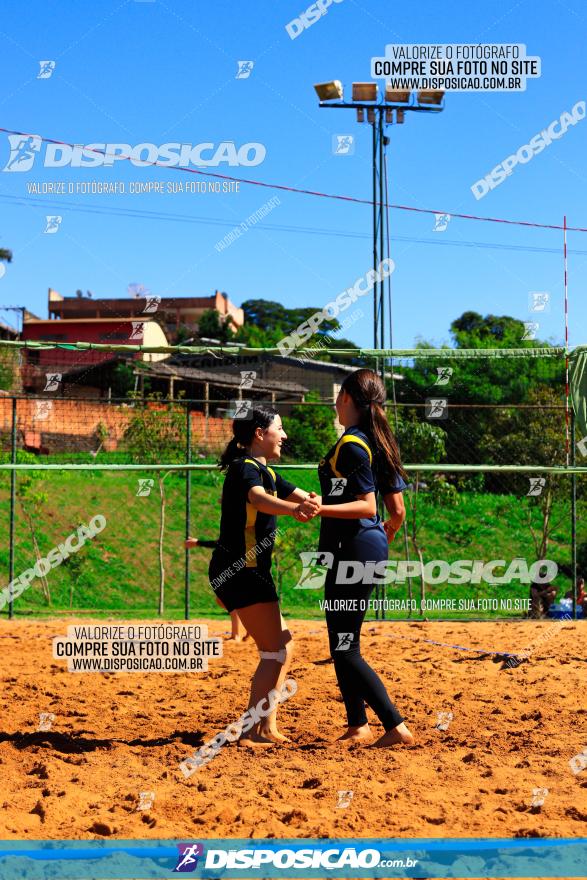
[571,409,577,620]
[185,403,191,620]
[8,397,17,619]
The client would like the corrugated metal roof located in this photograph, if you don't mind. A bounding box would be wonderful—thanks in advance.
[143,361,307,393]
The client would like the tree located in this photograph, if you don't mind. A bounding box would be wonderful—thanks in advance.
[401,312,562,405]
[395,413,456,612]
[197,309,235,343]
[0,350,16,391]
[236,300,361,361]
[11,451,51,605]
[397,312,564,479]
[272,523,306,599]
[175,324,193,344]
[110,362,136,398]
[123,396,187,614]
[282,392,338,463]
[242,299,338,338]
[479,385,568,561]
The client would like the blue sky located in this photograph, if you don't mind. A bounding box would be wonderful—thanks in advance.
[0,0,585,349]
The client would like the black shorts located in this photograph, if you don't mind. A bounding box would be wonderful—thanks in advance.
[209,558,278,612]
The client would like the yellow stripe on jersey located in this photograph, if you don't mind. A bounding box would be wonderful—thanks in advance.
[243,458,261,567]
[246,459,277,496]
[329,434,373,478]
[245,501,258,568]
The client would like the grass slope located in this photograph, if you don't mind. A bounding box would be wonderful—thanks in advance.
[0,466,582,620]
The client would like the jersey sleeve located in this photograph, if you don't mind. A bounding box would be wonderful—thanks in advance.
[335,441,376,495]
[379,469,408,495]
[232,459,264,495]
[275,473,297,500]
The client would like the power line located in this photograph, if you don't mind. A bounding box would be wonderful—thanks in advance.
[1,127,586,233]
[2,192,587,257]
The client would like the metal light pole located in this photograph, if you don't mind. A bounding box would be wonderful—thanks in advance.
[314,83,444,620]
[314,82,444,352]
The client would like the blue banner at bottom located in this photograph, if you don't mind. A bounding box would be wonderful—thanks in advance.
[0,838,585,879]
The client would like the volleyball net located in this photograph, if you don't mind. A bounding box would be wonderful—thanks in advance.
[0,339,585,620]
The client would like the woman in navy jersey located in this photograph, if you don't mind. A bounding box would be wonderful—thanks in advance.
[316,368,414,747]
[209,405,319,746]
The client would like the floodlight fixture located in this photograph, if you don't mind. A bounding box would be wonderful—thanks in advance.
[352,82,378,101]
[417,90,444,106]
[385,87,411,103]
[313,80,344,101]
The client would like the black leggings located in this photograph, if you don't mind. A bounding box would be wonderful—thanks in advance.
[324,529,404,732]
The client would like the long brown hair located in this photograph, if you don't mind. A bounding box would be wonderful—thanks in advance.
[341,369,407,485]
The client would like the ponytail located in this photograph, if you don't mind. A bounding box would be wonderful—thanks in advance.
[218,405,277,471]
[367,398,407,485]
[341,369,407,485]
[219,437,243,470]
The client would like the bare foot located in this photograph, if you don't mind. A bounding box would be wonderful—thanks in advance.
[369,722,414,748]
[259,727,291,744]
[336,724,373,745]
[238,732,276,749]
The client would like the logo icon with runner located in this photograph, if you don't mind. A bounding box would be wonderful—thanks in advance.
[3,134,42,172]
[37,712,55,732]
[329,477,347,496]
[333,134,354,155]
[44,215,62,234]
[527,477,546,497]
[142,296,161,313]
[433,366,453,386]
[435,710,453,731]
[433,212,451,232]
[425,398,448,419]
[529,291,550,312]
[130,322,144,340]
[336,789,354,808]
[137,790,155,811]
[44,373,62,392]
[294,551,333,590]
[232,399,253,419]
[37,60,56,79]
[37,61,56,79]
[530,787,548,808]
[522,322,539,341]
[335,633,354,651]
[236,61,254,79]
[569,747,587,775]
[35,400,53,421]
[174,843,204,872]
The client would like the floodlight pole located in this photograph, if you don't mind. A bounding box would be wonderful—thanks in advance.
[316,97,443,352]
[378,110,385,358]
[372,119,378,350]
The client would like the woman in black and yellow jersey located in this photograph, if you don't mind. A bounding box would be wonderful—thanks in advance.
[185,537,250,641]
[208,405,319,746]
[316,369,414,748]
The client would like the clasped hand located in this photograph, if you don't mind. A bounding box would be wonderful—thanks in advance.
[293,492,321,522]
